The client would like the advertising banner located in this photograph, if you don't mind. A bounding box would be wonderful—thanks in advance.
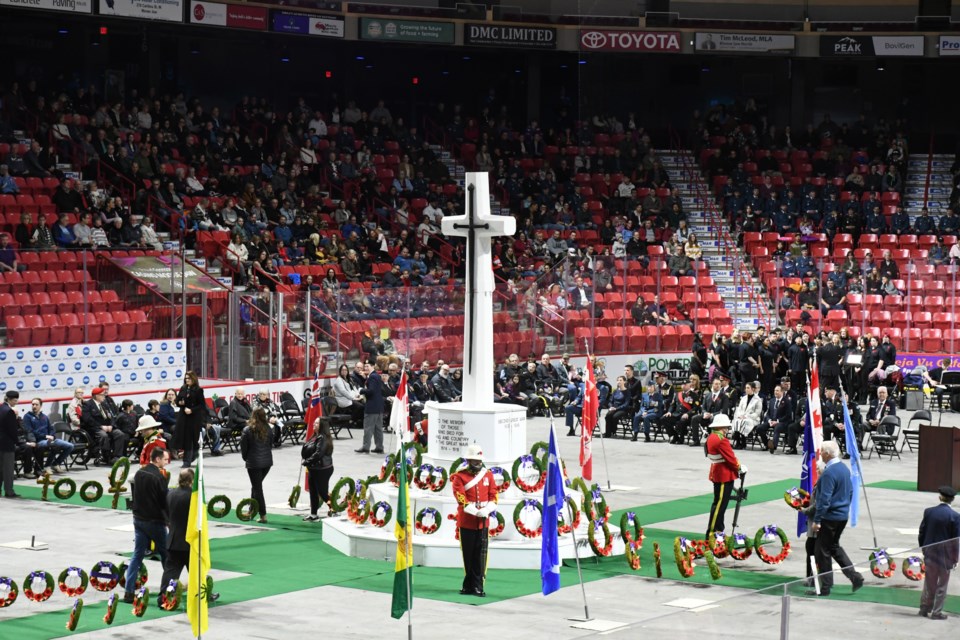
[271,10,345,38]
[99,0,184,22]
[111,255,227,294]
[579,29,682,52]
[695,32,795,54]
[819,35,924,57]
[360,18,454,44]
[939,35,960,56]
[189,1,267,30]
[464,23,556,49]
[0,0,92,14]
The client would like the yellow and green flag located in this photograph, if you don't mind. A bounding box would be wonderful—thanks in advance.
[186,446,211,636]
[390,373,413,619]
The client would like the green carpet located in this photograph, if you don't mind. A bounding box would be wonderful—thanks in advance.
[865,480,918,492]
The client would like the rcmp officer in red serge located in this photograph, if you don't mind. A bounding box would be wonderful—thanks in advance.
[705,414,746,538]
[451,443,498,597]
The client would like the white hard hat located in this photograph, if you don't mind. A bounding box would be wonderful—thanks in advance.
[462,443,484,461]
[710,414,732,430]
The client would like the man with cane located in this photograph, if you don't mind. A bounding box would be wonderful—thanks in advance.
[705,414,747,538]
[451,443,497,597]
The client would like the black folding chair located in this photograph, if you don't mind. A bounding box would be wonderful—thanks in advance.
[867,415,901,460]
[899,410,930,453]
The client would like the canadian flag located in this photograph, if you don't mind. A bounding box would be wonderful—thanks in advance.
[579,357,598,481]
[807,358,824,485]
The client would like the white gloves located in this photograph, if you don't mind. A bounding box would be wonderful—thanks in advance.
[477,506,493,519]
[463,504,481,517]
[739,465,748,476]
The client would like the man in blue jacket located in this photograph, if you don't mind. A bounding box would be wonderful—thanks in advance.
[918,485,960,619]
[811,440,864,596]
[22,398,74,474]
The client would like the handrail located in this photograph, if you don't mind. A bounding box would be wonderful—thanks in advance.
[922,130,935,210]
[96,160,139,202]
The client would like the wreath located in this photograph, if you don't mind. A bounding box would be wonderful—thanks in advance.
[446,513,459,540]
[413,463,435,490]
[103,593,118,624]
[674,537,696,578]
[378,453,396,482]
[557,496,581,535]
[23,570,54,602]
[415,507,441,534]
[449,457,469,476]
[530,440,549,470]
[709,532,730,559]
[36,473,55,501]
[902,556,925,581]
[118,563,148,591]
[586,485,610,522]
[58,567,89,597]
[108,457,131,509]
[754,525,791,565]
[428,466,448,492]
[704,549,722,581]
[389,459,414,488]
[236,498,258,522]
[402,442,424,468]
[488,466,511,494]
[588,519,614,557]
[368,501,393,528]
[347,497,370,525]
[159,579,183,611]
[689,539,708,559]
[54,477,77,500]
[132,587,149,617]
[625,541,641,570]
[288,485,301,509]
[619,512,644,547]
[729,532,754,561]
[207,495,232,519]
[487,510,506,537]
[330,477,355,511]
[89,561,120,592]
[0,577,17,608]
[653,542,663,578]
[783,487,811,511]
[66,598,83,632]
[79,481,104,504]
[513,499,544,538]
[511,455,545,493]
[869,549,896,578]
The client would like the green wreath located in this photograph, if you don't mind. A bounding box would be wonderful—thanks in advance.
[0,577,18,608]
[402,442,424,468]
[428,466,448,492]
[79,480,104,504]
[586,484,609,522]
[415,507,442,534]
[570,477,591,518]
[66,598,84,631]
[529,440,549,470]
[378,453,396,482]
[330,477,355,511]
[704,549,722,580]
[753,525,791,565]
[513,499,543,538]
[159,579,183,611]
[368,501,393,528]
[58,567,89,597]
[488,466,511,493]
[673,537,695,578]
[36,473,56,501]
[53,477,76,500]
[557,495,581,535]
[625,540,641,570]
[117,563,148,591]
[89,561,120,592]
[132,587,149,617]
[588,519,613,556]
[619,511,644,547]
[236,498,258,521]
[729,532,753,561]
[288,485,301,509]
[103,593,118,624]
[487,510,506,537]
[653,542,663,578]
[109,457,131,486]
[207,495,232,519]
[448,457,468,476]
[511,454,544,493]
[23,571,54,602]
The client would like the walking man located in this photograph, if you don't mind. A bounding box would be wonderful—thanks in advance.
[810,440,864,596]
[451,443,497,597]
[123,447,171,603]
[918,485,960,619]
[704,414,744,538]
[0,391,21,498]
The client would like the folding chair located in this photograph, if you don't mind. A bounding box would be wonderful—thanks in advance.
[322,396,353,439]
[899,410,930,453]
[867,415,901,460]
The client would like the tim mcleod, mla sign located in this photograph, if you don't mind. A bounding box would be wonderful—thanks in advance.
[360,17,454,44]
[464,23,556,49]
[695,32,794,54]
[579,29,681,52]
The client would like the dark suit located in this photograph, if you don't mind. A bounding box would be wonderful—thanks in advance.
[159,486,192,593]
[758,395,792,449]
[692,391,730,446]
[81,399,128,462]
[0,402,20,496]
[817,343,843,392]
[918,501,960,616]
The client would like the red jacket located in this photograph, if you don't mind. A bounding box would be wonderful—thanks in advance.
[706,432,740,483]
[451,468,498,530]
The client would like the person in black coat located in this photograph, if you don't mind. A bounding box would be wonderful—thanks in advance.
[228,388,253,434]
[175,371,206,468]
[159,468,194,601]
[919,485,960,619]
[301,417,335,521]
[0,391,21,498]
[123,446,171,603]
[817,335,844,394]
[240,408,274,523]
[358,363,386,454]
[692,378,731,447]
[757,384,792,452]
[82,387,129,465]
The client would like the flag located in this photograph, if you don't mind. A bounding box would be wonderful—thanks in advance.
[541,424,565,595]
[186,440,210,636]
[389,371,409,437]
[842,398,862,527]
[807,360,824,456]
[580,357,597,481]
[390,372,413,619]
[798,363,825,537]
[302,360,326,489]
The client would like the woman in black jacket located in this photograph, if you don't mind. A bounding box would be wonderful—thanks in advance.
[240,407,273,523]
[174,371,205,468]
[301,417,335,522]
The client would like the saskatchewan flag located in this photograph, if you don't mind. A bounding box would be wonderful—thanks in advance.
[390,374,413,619]
[186,445,211,636]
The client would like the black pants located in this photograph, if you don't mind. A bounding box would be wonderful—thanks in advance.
[94,428,128,461]
[459,526,489,593]
[159,548,190,595]
[814,518,861,590]
[791,371,808,397]
[604,409,630,437]
[706,480,733,538]
[247,466,271,517]
[307,466,334,515]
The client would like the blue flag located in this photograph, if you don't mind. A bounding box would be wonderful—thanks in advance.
[842,399,862,527]
[797,410,814,538]
[541,425,565,596]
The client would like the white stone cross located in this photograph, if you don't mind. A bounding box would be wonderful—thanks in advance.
[440,172,515,406]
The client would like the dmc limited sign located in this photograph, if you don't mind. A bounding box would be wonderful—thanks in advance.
[465,23,556,49]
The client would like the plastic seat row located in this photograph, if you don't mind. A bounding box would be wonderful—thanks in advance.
[0,270,92,294]
[6,310,152,347]
[0,290,123,320]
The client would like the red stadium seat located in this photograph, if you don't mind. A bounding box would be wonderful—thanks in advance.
[59,313,83,344]
[96,311,119,342]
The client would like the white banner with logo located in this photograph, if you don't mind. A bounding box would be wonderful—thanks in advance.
[695,32,794,54]
[939,35,960,56]
[872,35,924,57]
[0,0,92,13]
[99,0,184,22]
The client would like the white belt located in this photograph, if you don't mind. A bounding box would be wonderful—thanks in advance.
[706,454,724,463]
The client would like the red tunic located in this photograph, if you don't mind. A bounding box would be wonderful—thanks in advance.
[451,468,498,530]
[139,436,167,467]
[706,432,740,483]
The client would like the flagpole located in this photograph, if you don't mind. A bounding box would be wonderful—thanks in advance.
[196,430,204,640]
[583,342,613,491]
[403,369,413,640]
[551,417,591,622]
[837,379,880,549]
